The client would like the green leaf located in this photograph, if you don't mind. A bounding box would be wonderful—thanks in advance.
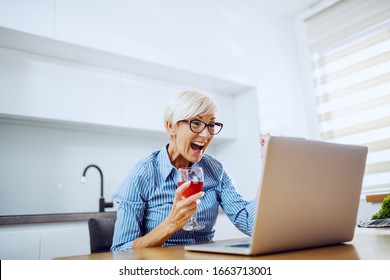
[371,195,390,220]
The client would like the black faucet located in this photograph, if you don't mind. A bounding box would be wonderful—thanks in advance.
[81,164,113,212]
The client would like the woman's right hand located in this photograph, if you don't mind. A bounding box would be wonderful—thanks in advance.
[165,181,204,232]
[131,181,204,248]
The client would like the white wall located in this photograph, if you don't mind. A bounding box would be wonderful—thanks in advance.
[0,119,166,215]
[252,13,316,138]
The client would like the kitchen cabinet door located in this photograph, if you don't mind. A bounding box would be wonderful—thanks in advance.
[0,0,54,37]
[0,47,121,126]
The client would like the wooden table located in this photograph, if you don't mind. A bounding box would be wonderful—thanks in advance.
[55,227,390,260]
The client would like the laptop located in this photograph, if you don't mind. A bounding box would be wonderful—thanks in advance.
[185,136,368,255]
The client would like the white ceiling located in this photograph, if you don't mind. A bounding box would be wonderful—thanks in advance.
[242,0,320,18]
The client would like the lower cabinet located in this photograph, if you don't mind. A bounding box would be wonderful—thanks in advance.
[0,221,90,260]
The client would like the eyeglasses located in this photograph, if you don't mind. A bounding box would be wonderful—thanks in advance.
[178,119,223,135]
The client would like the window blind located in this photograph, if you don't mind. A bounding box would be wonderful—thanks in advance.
[303,0,390,193]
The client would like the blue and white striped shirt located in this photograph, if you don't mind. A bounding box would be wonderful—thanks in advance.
[111,145,257,251]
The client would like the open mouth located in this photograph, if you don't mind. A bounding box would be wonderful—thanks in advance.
[191,141,205,151]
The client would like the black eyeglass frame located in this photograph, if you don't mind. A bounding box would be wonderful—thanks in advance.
[177,119,223,135]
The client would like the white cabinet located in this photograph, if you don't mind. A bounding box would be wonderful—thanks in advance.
[200,0,256,86]
[0,47,121,126]
[55,0,139,58]
[40,222,90,259]
[0,0,54,37]
[136,0,204,74]
[0,0,256,87]
[0,224,41,259]
[0,0,258,129]
[0,26,248,139]
[0,222,90,260]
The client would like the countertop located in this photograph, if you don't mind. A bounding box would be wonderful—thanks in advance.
[0,211,116,225]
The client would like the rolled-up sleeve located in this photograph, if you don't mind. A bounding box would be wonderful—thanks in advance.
[111,166,148,251]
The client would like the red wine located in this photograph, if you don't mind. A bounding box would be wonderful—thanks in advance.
[178,181,204,198]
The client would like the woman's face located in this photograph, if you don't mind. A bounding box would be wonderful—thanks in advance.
[167,114,215,168]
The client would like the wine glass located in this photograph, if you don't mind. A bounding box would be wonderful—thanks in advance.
[177,166,205,231]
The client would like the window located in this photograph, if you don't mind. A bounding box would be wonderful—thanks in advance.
[302,0,390,193]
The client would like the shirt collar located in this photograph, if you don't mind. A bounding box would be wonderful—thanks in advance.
[158,144,200,181]
[158,144,177,182]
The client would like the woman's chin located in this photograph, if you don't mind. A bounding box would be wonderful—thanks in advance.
[188,151,203,162]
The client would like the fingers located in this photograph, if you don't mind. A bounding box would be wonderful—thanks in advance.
[176,181,191,198]
[168,191,203,230]
[186,191,204,202]
[169,182,205,230]
[260,133,270,146]
[176,181,204,201]
[260,133,271,158]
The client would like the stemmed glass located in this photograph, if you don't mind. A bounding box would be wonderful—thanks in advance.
[177,166,205,231]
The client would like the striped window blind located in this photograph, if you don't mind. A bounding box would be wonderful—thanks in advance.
[303,0,390,193]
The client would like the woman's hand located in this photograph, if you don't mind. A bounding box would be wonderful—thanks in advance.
[165,181,204,232]
[260,133,270,158]
[131,182,204,249]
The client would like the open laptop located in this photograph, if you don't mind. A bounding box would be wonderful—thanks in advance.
[185,136,368,255]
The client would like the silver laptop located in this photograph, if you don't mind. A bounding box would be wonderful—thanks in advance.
[185,136,368,255]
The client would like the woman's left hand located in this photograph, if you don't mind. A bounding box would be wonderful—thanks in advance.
[260,133,270,158]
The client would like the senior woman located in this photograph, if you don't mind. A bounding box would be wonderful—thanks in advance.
[111,91,257,251]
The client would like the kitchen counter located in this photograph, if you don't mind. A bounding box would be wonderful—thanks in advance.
[0,211,116,225]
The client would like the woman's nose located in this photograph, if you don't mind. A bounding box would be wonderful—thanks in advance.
[199,127,211,138]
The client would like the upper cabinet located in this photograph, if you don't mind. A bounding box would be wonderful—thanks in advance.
[54,0,140,59]
[0,0,256,88]
[0,0,257,141]
[0,27,240,140]
[200,0,257,86]
[0,46,122,127]
[0,0,54,37]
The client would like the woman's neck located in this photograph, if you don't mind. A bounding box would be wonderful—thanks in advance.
[167,143,189,169]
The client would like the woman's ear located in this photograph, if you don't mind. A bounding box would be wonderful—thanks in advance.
[165,121,176,137]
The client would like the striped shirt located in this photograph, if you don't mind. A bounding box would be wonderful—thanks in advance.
[111,145,257,251]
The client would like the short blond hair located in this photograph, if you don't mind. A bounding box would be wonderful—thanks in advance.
[164,91,217,124]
